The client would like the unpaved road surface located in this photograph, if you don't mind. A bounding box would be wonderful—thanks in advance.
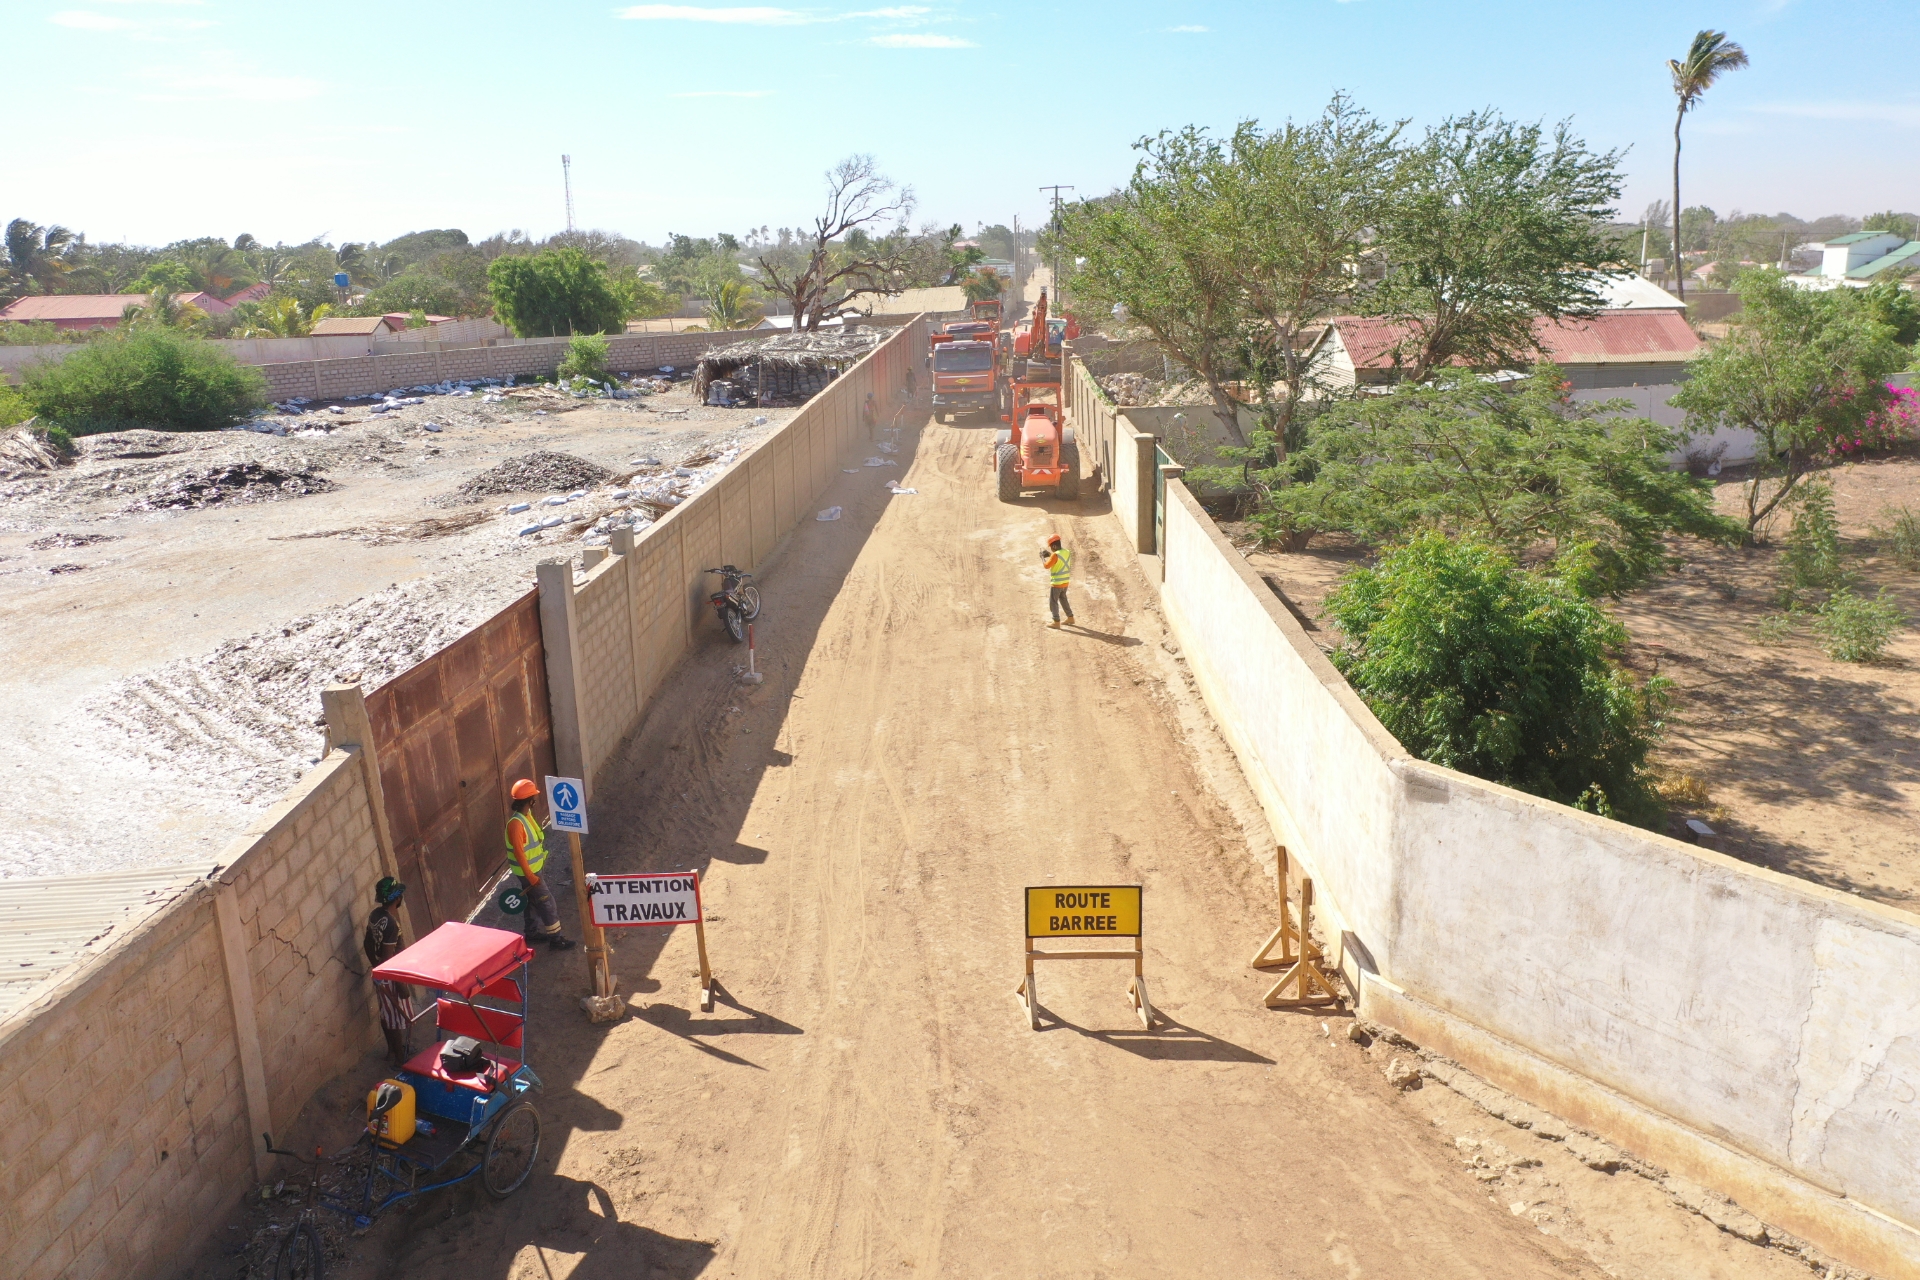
[289,407,1613,1280]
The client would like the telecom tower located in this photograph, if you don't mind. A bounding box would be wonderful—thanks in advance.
[562,154,576,233]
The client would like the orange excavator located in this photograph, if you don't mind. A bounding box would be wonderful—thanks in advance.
[1007,287,1077,383]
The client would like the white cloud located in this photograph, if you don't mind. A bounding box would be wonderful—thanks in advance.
[618,3,932,23]
[618,5,806,22]
[1748,100,1920,128]
[1166,24,1208,32]
[51,8,212,33]
[137,74,325,102]
[868,32,973,47]
[670,89,774,97]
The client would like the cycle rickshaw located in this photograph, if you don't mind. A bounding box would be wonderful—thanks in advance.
[262,922,545,1238]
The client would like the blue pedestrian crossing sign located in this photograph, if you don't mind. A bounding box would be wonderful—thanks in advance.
[544,775,588,835]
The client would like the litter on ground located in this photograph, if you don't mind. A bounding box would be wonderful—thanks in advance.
[816,507,843,521]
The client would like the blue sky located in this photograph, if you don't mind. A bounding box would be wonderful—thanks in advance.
[12,0,1920,249]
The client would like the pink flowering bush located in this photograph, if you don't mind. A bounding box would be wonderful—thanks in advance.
[1823,383,1918,457]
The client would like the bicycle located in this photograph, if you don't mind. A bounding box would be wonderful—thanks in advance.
[261,1136,331,1280]
[703,566,762,643]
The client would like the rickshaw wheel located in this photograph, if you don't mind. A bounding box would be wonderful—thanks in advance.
[483,1102,541,1199]
[273,1223,324,1280]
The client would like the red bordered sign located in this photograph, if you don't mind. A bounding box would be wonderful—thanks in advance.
[588,871,703,928]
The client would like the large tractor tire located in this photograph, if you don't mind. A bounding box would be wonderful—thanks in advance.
[996,443,1022,503]
[1057,442,1081,501]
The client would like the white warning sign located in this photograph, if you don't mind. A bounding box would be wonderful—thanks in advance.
[589,872,703,928]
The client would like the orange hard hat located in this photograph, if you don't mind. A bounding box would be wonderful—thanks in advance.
[1046,535,1062,548]
[510,778,539,801]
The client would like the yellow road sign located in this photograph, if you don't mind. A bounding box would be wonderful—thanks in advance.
[1025,885,1142,938]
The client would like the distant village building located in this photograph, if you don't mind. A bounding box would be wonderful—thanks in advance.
[310,315,395,337]
[0,291,234,331]
[1787,232,1920,289]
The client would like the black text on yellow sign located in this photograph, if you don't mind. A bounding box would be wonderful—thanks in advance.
[1025,886,1142,938]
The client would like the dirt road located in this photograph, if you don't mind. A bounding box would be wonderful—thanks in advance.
[336,406,1607,1280]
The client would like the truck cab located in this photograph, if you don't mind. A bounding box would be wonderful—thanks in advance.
[930,339,998,422]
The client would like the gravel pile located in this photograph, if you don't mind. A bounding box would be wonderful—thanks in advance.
[457,450,613,499]
[27,532,118,550]
[126,462,334,512]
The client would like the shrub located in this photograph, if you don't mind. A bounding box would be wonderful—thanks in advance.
[556,332,610,385]
[1753,614,1795,646]
[1813,588,1904,662]
[487,248,629,338]
[1873,504,1920,568]
[1777,478,1847,605]
[21,329,268,433]
[1325,533,1669,826]
[0,378,32,428]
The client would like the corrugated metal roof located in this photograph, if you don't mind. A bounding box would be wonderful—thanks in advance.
[0,865,210,1022]
[0,294,151,322]
[1848,241,1920,279]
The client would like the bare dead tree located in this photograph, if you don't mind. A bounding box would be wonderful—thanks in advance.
[758,156,947,330]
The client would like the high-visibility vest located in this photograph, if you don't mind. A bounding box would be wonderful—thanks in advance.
[1046,549,1072,587]
[504,811,547,877]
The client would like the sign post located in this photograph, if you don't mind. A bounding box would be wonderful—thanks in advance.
[1016,885,1153,1032]
[588,870,715,1012]
[1248,846,1339,1009]
[543,776,615,1013]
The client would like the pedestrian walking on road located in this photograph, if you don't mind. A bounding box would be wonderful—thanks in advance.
[363,877,414,1066]
[505,779,574,952]
[1042,534,1075,628]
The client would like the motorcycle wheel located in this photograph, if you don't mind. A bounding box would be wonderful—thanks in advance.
[723,605,746,643]
[739,585,762,621]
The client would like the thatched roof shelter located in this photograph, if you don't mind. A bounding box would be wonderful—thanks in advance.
[693,329,885,405]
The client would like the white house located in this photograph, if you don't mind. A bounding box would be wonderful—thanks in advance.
[1787,232,1920,289]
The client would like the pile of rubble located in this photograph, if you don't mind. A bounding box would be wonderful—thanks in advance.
[124,462,335,512]
[456,451,613,499]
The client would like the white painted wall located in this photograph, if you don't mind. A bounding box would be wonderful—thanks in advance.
[1151,477,1920,1260]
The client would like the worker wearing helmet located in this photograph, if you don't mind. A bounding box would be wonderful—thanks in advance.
[506,779,574,951]
[1042,535,1075,629]
[363,877,413,1065]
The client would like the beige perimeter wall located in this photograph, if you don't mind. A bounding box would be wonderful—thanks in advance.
[1147,476,1920,1278]
[0,745,394,1280]
[553,319,926,790]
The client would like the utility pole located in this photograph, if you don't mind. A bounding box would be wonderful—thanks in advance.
[1039,184,1074,307]
[561,154,576,233]
[1011,213,1023,306]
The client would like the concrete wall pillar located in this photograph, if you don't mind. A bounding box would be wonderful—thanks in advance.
[212,881,275,1181]
[536,558,591,794]
[320,684,413,942]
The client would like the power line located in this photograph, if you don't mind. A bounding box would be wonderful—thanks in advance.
[561,155,576,233]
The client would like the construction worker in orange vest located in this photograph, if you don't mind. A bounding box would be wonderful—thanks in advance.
[506,779,574,951]
[1042,534,1075,628]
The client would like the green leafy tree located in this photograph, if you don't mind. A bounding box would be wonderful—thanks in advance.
[486,248,630,337]
[130,260,197,295]
[231,295,333,337]
[1777,478,1848,607]
[1368,111,1625,381]
[1267,365,1740,593]
[1667,30,1749,300]
[1861,211,1919,240]
[961,268,1005,304]
[0,378,33,427]
[1675,270,1906,534]
[22,329,267,432]
[1860,279,1920,347]
[1326,534,1670,826]
[358,272,467,318]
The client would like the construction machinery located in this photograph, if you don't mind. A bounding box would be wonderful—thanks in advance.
[1007,287,1076,383]
[994,380,1079,502]
[969,296,1003,326]
[929,338,999,421]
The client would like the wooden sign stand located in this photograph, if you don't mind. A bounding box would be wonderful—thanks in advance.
[1017,936,1154,1032]
[1249,847,1340,1009]
[690,870,716,1013]
[568,832,622,1022]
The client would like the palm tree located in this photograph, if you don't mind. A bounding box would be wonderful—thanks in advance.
[1668,30,1748,301]
[703,280,762,331]
[4,219,76,299]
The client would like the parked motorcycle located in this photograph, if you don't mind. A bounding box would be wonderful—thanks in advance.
[704,566,762,642]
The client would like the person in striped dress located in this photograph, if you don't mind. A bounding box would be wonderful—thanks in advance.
[363,877,414,1066]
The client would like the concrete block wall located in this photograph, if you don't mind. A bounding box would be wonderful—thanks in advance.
[1144,477,1920,1278]
[564,319,924,788]
[257,329,787,402]
[0,749,389,1280]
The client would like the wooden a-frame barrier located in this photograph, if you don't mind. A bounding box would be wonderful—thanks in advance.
[1249,847,1340,1009]
[1016,885,1155,1032]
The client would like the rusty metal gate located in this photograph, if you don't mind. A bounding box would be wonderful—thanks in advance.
[366,591,555,932]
